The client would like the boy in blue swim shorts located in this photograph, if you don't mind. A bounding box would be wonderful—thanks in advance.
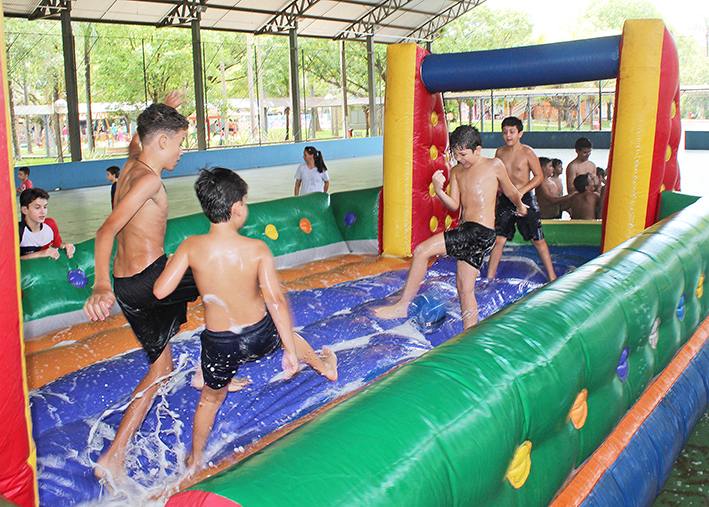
[153,167,338,474]
[373,126,526,329]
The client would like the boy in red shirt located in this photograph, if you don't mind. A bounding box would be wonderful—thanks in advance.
[19,188,75,260]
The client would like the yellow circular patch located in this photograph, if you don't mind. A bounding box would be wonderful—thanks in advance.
[445,151,451,163]
[299,218,312,234]
[446,183,451,194]
[660,183,666,192]
[665,145,672,162]
[430,111,438,126]
[429,182,436,197]
[570,389,588,429]
[697,274,705,299]
[445,215,453,230]
[506,441,532,489]
[671,100,677,119]
[265,224,279,240]
[429,216,438,233]
[430,145,438,160]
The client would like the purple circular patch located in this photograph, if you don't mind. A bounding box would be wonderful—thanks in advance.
[617,346,630,382]
[344,211,356,227]
[68,269,88,288]
[677,294,685,321]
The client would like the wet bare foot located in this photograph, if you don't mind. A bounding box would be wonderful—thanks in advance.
[94,451,125,495]
[318,346,338,381]
[372,301,408,320]
[228,377,250,392]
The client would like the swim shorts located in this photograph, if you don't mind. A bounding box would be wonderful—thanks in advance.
[200,312,283,390]
[113,254,199,363]
[444,221,496,270]
[495,191,545,242]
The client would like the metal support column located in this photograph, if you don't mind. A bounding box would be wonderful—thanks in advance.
[191,18,207,150]
[340,40,348,138]
[289,25,302,142]
[366,35,378,137]
[60,6,81,161]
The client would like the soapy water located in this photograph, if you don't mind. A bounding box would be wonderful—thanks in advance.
[30,245,599,507]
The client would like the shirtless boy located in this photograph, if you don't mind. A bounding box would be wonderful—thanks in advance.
[486,117,556,282]
[566,137,596,192]
[153,168,337,473]
[536,157,575,219]
[373,125,526,329]
[569,173,602,220]
[83,92,200,484]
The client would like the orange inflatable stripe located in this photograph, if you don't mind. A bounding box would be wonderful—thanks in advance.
[25,255,412,390]
[551,316,709,506]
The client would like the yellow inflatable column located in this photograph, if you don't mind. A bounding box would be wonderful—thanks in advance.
[602,19,681,252]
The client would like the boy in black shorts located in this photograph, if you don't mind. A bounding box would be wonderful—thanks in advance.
[486,117,557,281]
[84,92,201,485]
[374,126,526,329]
[153,167,337,474]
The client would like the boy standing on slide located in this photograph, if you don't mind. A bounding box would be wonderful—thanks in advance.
[84,92,200,485]
[154,167,337,473]
[374,126,526,329]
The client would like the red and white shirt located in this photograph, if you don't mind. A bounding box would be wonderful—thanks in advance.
[19,218,62,256]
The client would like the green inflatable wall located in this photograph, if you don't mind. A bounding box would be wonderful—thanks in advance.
[180,197,709,506]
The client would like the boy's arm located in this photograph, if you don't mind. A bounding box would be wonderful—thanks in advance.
[257,243,299,378]
[519,149,543,195]
[84,173,162,321]
[495,160,527,216]
[432,169,460,211]
[566,164,577,193]
[294,180,301,196]
[153,241,191,299]
[538,181,577,205]
[20,248,59,260]
[127,133,141,160]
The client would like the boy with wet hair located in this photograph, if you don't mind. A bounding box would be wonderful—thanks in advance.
[486,116,557,281]
[19,187,75,259]
[373,125,526,329]
[83,92,200,485]
[570,173,602,220]
[154,167,337,473]
[566,137,596,192]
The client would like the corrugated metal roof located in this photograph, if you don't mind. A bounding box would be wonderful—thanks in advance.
[3,0,486,44]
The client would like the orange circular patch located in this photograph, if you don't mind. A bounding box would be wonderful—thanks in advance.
[299,218,312,234]
[570,389,588,429]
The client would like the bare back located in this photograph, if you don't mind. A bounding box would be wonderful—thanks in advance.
[570,191,601,220]
[112,159,170,278]
[180,232,270,331]
[452,157,507,229]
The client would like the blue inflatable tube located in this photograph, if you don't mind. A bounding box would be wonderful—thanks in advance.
[420,36,621,93]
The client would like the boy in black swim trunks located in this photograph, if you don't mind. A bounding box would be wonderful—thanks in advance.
[373,126,526,329]
[153,167,338,474]
[83,91,201,485]
[486,116,557,281]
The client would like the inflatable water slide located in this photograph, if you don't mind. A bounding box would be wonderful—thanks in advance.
[1,16,708,507]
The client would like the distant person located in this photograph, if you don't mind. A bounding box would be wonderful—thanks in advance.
[551,158,564,193]
[106,165,120,209]
[536,157,575,219]
[566,137,596,192]
[17,166,33,194]
[373,125,526,329]
[19,188,75,260]
[569,173,602,220]
[294,146,329,196]
[153,167,337,474]
[486,117,557,282]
